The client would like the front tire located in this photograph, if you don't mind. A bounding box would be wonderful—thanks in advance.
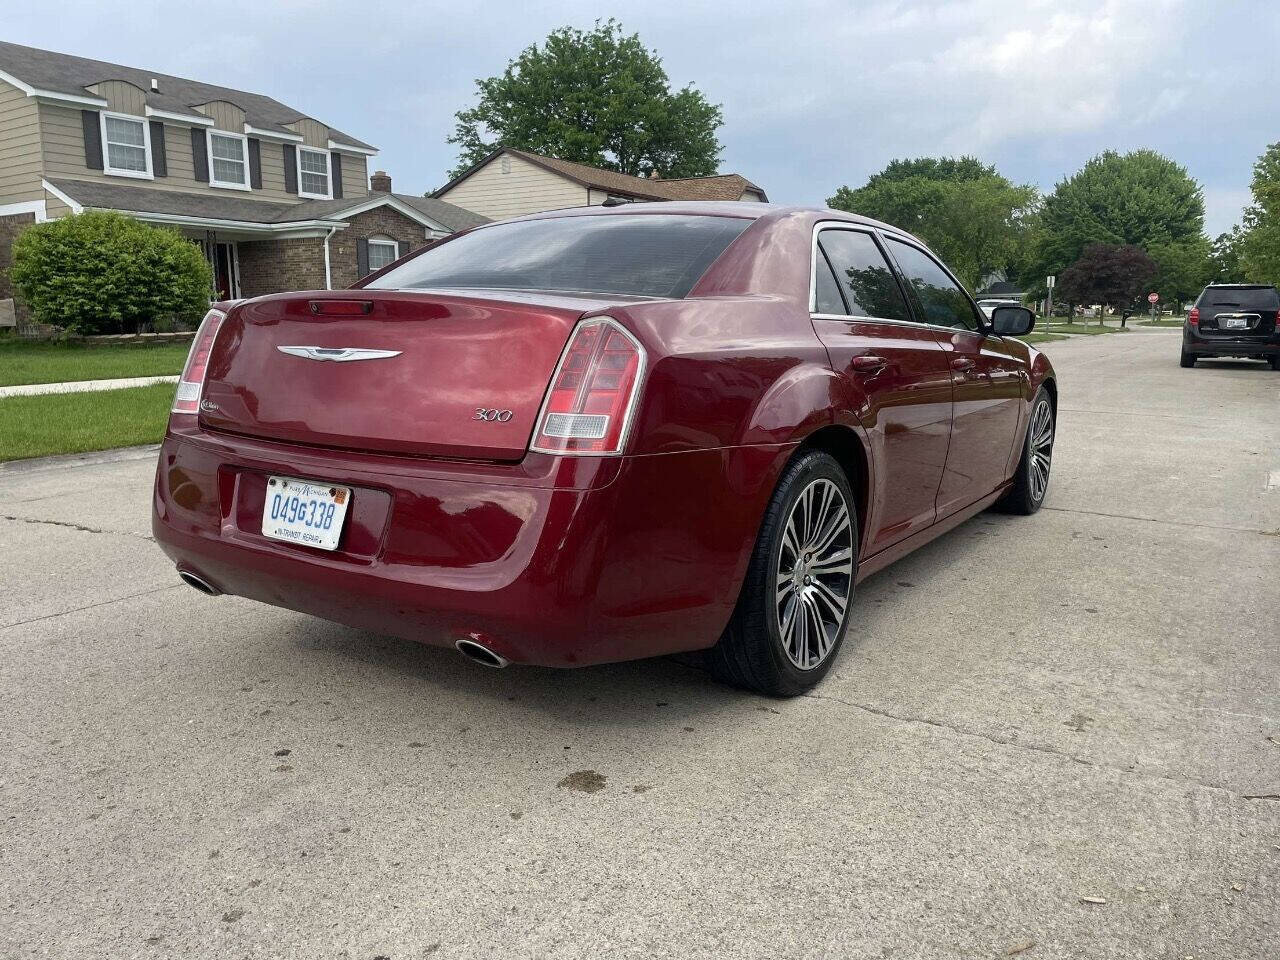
[709,450,857,697]
[997,388,1054,515]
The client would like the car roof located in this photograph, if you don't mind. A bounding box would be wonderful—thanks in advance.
[486,200,915,238]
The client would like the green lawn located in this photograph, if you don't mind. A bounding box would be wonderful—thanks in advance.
[0,339,191,387]
[1017,333,1070,345]
[1138,319,1186,327]
[0,383,173,462]
[1039,322,1129,335]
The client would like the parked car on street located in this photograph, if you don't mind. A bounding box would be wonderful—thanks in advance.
[152,203,1056,695]
[977,298,1022,319]
[1181,284,1280,369]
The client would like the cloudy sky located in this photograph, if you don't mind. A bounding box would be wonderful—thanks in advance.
[6,0,1276,235]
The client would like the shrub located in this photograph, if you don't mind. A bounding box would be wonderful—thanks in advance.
[10,211,212,334]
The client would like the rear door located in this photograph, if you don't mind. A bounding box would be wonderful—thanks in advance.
[881,237,1024,517]
[811,227,953,553]
[1196,286,1280,341]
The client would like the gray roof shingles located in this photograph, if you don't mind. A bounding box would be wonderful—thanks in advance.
[0,40,373,149]
[46,178,488,232]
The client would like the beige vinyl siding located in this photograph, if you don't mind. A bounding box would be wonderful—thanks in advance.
[194,100,246,133]
[86,80,147,114]
[0,78,43,205]
[338,152,368,198]
[43,187,74,218]
[39,103,299,203]
[438,153,588,221]
[288,118,329,149]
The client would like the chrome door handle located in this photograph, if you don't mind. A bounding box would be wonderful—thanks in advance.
[850,355,889,372]
[951,357,975,370]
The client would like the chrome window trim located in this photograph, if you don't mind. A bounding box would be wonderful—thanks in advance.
[808,220,957,331]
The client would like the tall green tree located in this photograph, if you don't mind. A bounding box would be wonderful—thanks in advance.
[1209,226,1248,283]
[1034,149,1208,298]
[1240,142,1280,285]
[1148,237,1211,309]
[447,20,722,179]
[828,156,1039,290]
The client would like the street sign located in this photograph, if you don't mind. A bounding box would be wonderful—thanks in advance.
[1148,292,1159,303]
[1046,275,1055,288]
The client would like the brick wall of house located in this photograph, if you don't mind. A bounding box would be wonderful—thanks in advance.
[233,207,429,299]
[0,211,36,301]
[237,237,327,299]
[328,207,431,289]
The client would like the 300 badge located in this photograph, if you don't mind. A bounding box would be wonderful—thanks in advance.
[474,408,514,422]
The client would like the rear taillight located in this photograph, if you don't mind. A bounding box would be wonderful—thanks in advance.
[532,317,645,455]
[171,308,226,414]
[1187,307,1199,326]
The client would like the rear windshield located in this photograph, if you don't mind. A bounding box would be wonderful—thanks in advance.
[1198,286,1279,310]
[366,214,751,299]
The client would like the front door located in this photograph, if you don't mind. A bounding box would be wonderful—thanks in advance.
[202,240,240,300]
[812,228,954,554]
[882,237,1023,517]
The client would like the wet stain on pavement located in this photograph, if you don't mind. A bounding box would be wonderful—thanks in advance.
[558,770,607,793]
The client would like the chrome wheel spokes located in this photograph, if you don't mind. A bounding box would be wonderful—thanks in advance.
[776,477,854,670]
[1029,399,1054,502]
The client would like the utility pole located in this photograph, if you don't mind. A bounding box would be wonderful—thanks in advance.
[1045,275,1055,328]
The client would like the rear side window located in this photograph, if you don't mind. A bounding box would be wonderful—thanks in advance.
[1198,286,1280,311]
[885,239,980,331]
[365,214,751,299]
[817,230,913,322]
[813,254,847,314]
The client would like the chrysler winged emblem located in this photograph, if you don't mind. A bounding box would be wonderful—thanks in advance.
[277,346,402,362]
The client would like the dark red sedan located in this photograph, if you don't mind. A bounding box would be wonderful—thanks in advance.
[153,203,1056,696]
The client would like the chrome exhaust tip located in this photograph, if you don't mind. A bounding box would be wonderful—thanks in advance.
[178,570,220,596]
[455,638,509,669]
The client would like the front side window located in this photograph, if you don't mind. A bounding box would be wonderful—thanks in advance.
[102,114,150,177]
[208,132,249,189]
[298,148,330,198]
[818,230,913,323]
[365,214,751,299]
[367,237,398,272]
[885,238,980,331]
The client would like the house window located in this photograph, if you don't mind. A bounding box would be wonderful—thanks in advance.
[102,113,151,178]
[298,147,331,198]
[367,237,399,272]
[207,131,250,190]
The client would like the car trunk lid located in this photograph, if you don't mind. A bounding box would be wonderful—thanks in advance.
[199,290,613,460]
[1197,287,1280,340]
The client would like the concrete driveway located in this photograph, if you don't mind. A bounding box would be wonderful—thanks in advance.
[2,330,1277,959]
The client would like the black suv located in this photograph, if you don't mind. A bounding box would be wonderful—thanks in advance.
[1182,284,1280,369]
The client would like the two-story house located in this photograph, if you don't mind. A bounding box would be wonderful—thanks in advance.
[0,41,486,308]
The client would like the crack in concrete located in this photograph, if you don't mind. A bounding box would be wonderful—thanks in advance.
[1042,505,1272,536]
[801,690,1279,802]
[2,514,153,542]
[0,583,184,632]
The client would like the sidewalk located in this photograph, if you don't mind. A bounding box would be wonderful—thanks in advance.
[0,375,178,399]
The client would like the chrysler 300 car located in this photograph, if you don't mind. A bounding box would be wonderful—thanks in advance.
[153,203,1055,695]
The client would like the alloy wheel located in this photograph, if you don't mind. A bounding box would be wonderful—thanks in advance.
[1029,399,1054,502]
[775,478,854,670]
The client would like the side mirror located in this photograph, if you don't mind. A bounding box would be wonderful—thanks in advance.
[991,305,1035,337]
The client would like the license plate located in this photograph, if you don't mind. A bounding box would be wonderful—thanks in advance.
[261,476,350,551]
[1220,316,1249,329]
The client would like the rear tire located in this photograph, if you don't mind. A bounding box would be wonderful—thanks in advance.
[709,450,857,697]
[997,388,1054,516]
[1269,355,1280,371]
[1180,349,1196,368]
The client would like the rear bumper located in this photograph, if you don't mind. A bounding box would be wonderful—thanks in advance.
[1184,330,1280,357]
[152,419,790,667]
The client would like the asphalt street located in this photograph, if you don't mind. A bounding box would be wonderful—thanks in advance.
[2,329,1277,959]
